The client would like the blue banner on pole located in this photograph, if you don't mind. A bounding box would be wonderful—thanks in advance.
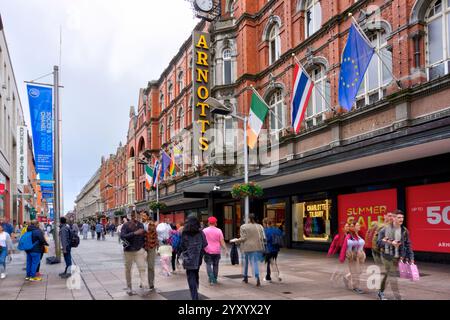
[27,85,53,180]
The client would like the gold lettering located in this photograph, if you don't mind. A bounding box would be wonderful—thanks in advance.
[197,51,208,66]
[197,69,209,83]
[196,102,210,116]
[197,119,210,133]
[197,86,209,100]
[196,35,209,49]
[199,137,209,151]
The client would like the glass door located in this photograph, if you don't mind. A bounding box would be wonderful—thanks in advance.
[224,205,233,240]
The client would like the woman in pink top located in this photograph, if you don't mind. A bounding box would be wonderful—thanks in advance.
[202,216,228,285]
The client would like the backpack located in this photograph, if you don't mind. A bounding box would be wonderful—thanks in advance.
[18,231,38,251]
[170,232,181,251]
[68,226,80,248]
[271,231,284,249]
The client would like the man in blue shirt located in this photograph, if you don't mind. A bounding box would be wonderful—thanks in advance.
[263,218,284,282]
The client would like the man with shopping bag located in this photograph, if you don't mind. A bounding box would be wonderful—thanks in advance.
[376,210,414,300]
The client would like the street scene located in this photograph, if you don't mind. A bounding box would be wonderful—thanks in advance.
[1,0,450,304]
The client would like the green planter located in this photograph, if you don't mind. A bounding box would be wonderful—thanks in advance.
[231,182,264,199]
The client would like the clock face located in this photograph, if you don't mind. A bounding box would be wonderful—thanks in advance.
[195,0,214,12]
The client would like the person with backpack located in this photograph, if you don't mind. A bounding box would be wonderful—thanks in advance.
[59,217,74,279]
[262,218,283,283]
[20,220,48,281]
[169,224,181,273]
[202,216,228,285]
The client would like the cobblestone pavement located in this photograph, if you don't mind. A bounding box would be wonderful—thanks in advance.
[1,234,449,300]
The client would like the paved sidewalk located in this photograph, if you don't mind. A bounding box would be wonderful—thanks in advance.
[1,235,449,300]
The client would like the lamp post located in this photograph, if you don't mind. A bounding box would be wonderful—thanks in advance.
[208,98,250,224]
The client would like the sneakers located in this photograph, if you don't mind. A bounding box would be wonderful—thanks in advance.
[377,291,388,300]
[0,273,6,279]
[126,288,137,296]
[263,278,272,283]
[29,277,42,282]
[25,277,30,281]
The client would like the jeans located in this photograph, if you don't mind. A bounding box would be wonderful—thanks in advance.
[63,249,72,273]
[146,248,156,288]
[204,253,221,282]
[186,269,200,300]
[0,247,7,274]
[243,251,261,279]
[96,232,101,240]
[26,252,41,278]
[124,249,147,289]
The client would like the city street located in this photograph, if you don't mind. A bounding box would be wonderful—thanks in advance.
[1,235,449,300]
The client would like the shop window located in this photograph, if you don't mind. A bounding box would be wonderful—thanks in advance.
[264,199,286,230]
[292,198,332,242]
[426,0,450,80]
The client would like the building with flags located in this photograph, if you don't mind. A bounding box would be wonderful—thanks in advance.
[76,0,450,261]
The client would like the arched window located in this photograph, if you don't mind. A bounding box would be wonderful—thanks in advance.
[426,0,450,79]
[268,89,286,134]
[269,24,281,65]
[305,0,322,38]
[168,82,173,102]
[223,48,232,84]
[356,30,393,108]
[178,72,184,93]
[160,92,165,109]
[177,106,185,131]
[160,123,164,146]
[306,65,330,127]
[168,115,174,139]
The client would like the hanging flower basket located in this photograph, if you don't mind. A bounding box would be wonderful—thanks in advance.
[231,182,264,199]
[149,201,167,211]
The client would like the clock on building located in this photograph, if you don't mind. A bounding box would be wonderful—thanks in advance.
[186,0,220,21]
[194,0,214,12]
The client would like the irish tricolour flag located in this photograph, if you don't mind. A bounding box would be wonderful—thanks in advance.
[145,165,153,191]
[247,91,269,149]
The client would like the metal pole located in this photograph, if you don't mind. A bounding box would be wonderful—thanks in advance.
[53,66,61,261]
[243,116,249,224]
[156,179,159,223]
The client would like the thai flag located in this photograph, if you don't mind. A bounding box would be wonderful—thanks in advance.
[291,64,314,134]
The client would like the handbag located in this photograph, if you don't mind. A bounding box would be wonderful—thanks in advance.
[44,246,49,254]
[398,261,409,279]
[408,263,420,282]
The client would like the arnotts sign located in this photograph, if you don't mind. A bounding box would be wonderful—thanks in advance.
[192,31,211,162]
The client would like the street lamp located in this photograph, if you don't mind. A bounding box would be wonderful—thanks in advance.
[207,97,250,224]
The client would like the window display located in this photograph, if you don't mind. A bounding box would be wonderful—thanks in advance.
[292,198,331,242]
[264,199,286,229]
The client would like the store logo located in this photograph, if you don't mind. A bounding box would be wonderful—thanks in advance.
[29,88,40,98]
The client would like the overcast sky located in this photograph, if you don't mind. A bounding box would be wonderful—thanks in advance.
[0,0,199,213]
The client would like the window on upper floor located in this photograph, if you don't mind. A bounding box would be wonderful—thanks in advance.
[267,89,286,134]
[426,0,450,80]
[305,65,330,128]
[223,48,232,85]
[305,0,322,38]
[355,30,393,108]
[160,123,164,146]
[177,106,185,131]
[168,115,175,139]
[178,72,185,93]
[269,24,281,65]
[160,92,165,109]
[168,82,173,102]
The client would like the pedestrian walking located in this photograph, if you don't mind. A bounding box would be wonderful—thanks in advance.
[158,240,173,277]
[369,211,394,266]
[23,220,48,281]
[95,222,103,241]
[59,217,74,279]
[339,222,366,294]
[117,218,128,244]
[262,218,283,283]
[142,213,158,291]
[327,223,350,285]
[376,210,414,300]
[90,223,95,239]
[169,224,181,273]
[109,223,116,237]
[120,212,147,296]
[230,213,265,287]
[202,216,228,285]
[179,215,208,300]
[0,218,14,236]
[35,232,49,278]
[0,224,14,279]
[81,222,89,240]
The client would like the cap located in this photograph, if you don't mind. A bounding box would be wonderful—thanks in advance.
[208,216,217,224]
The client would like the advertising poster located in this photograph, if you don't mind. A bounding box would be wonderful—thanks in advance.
[406,182,450,253]
[338,189,397,248]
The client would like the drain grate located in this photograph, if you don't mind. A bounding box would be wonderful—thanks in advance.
[159,289,208,300]
[224,274,251,279]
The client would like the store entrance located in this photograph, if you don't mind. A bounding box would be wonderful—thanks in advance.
[221,202,241,241]
[264,198,287,231]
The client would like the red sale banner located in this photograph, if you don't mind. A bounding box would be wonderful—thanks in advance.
[338,189,397,248]
[406,182,450,253]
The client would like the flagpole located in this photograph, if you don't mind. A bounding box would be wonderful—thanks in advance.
[349,13,402,89]
[243,115,249,224]
[291,53,334,112]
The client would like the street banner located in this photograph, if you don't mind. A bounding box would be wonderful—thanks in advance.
[27,84,53,181]
[338,189,397,248]
[406,182,450,253]
[16,126,28,185]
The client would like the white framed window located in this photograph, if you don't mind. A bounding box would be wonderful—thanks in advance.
[223,48,232,85]
[160,92,165,109]
[268,89,286,134]
[168,82,173,102]
[168,115,174,139]
[356,30,392,108]
[160,123,164,146]
[306,65,330,127]
[269,25,281,65]
[177,106,185,131]
[178,72,184,93]
[305,0,322,38]
[426,0,450,80]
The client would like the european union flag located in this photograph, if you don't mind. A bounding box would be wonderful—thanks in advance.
[338,23,375,110]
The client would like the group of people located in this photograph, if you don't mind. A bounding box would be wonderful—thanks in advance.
[78,221,117,240]
[327,209,414,300]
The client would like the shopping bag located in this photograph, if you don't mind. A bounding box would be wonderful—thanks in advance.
[398,261,409,279]
[230,243,239,265]
[408,263,420,282]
